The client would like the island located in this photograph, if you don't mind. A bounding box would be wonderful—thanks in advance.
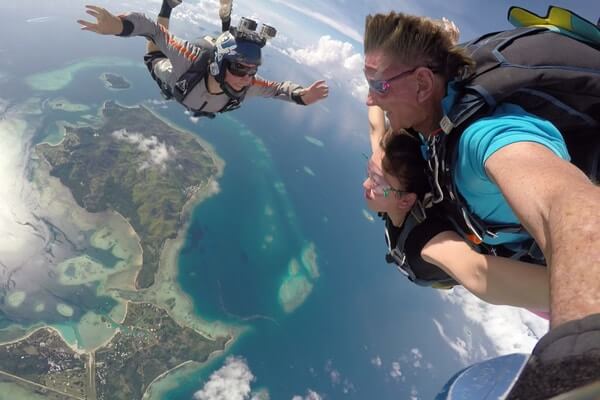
[99,73,131,90]
[0,303,230,399]
[37,101,221,289]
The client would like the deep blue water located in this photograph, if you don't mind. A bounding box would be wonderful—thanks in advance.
[0,7,471,399]
[155,93,465,399]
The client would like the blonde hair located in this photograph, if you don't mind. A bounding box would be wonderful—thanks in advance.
[364,12,474,80]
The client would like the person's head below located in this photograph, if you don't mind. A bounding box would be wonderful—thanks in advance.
[212,31,262,94]
[363,12,473,133]
[364,129,430,226]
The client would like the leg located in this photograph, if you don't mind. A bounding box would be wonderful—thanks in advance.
[219,0,233,31]
[147,0,181,53]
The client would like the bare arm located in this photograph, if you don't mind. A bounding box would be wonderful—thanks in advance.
[368,106,386,154]
[485,142,600,327]
[422,230,549,310]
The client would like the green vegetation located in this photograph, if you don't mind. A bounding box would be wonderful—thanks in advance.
[0,304,230,399]
[37,101,219,288]
[0,329,88,399]
[95,303,229,400]
[100,73,131,90]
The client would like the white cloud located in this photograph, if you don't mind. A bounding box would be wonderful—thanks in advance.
[432,318,472,365]
[146,98,169,106]
[323,359,354,394]
[329,369,341,385]
[0,113,43,266]
[206,179,221,196]
[291,389,322,400]
[410,348,422,359]
[410,348,424,368]
[112,129,176,171]
[410,386,419,400]
[152,0,222,32]
[433,288,549,365]
[194,356,256,400]
[370,355,382,368]
[282,35,367,101]
[390,361,402,380]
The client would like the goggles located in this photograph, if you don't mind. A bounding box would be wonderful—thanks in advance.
[227,61,258,77]
[365,156,409,198]
[366,66,418,95]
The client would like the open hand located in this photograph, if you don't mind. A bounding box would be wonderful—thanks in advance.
[300,80,329,105]
[77,5,123,35]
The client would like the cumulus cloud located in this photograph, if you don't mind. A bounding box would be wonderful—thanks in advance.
[411,348,423,368]
[112,129,176,171]
[371,355,382,368]
[432,318,472,365]
[168,0,223,32]
[410,386,419,400]
[146,98,169,108]
[390,361,402,381]
[323,359,355,394]
[206,179,221,196]
[282,36,367,101]
[329,369,341,385]
[291,389,322,400]
[193,356,256,400]
[435,287,549,364]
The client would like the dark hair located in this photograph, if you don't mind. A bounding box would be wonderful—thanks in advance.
[381,130,429,200]
[364,12,474,80]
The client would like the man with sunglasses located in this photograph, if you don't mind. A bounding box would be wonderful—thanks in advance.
[78,0,328,119]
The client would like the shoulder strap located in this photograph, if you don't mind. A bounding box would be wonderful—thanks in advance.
[218,92,245,113]
[430,22,600,246]
[172,43,214,105]
[384,208,458,288]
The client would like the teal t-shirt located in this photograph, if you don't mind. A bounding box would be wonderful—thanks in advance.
[445,100,570,245]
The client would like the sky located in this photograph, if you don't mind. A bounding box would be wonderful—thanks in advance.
[3,0,598,398]
[10,0,597,106]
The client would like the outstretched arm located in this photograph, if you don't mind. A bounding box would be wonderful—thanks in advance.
[77,6,206,78]
[485,142,600,327]
[422,230,549,310]
[247,77,328,105]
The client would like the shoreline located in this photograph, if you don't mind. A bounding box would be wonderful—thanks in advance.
[142,331,236,400]
[2,99,234,350]
[0,325,87,355]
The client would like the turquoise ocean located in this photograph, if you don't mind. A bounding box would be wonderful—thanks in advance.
[1,8,470,399]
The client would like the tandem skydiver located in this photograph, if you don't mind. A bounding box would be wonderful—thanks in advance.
[363,19,550,315]
[363,5,600,398]
[365,105,550,314]
[77,0,329,119]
